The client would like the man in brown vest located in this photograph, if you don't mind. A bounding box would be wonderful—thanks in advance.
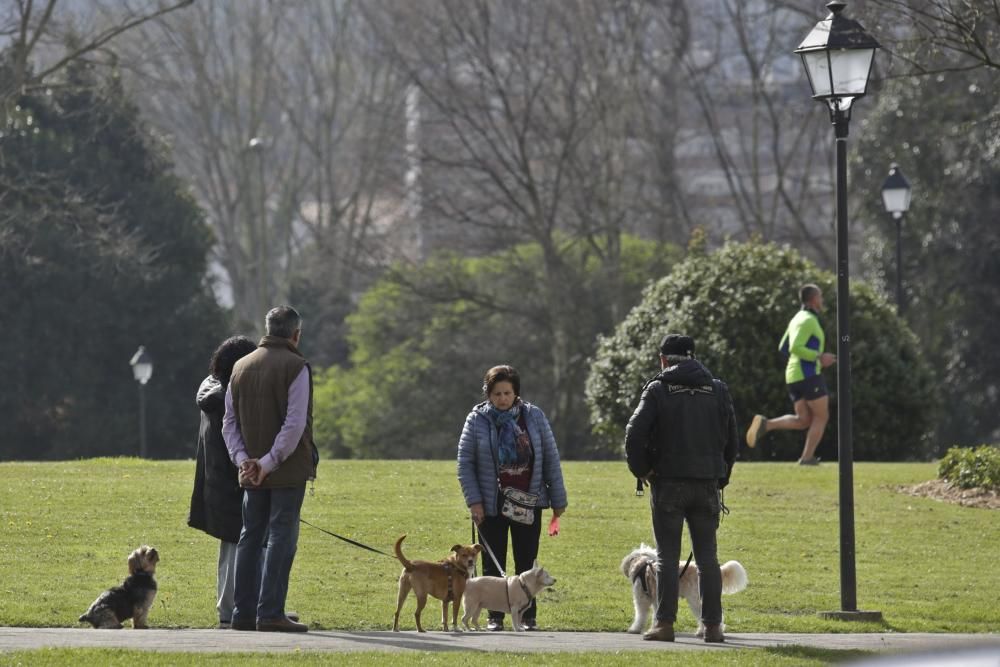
[223,306,317,632]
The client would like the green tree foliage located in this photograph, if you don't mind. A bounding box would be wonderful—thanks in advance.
[0,59,225,460]
[853,65,1000,447]
[586,241,937,461]
[313,236,680,460]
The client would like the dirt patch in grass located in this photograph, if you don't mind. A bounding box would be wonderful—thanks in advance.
[899,479,1000,509]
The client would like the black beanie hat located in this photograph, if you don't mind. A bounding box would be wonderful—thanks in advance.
[659,333,695,357]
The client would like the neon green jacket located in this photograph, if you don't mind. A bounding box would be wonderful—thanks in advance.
[778,308,825,384]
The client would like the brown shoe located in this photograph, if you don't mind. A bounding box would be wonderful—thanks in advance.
[230,618,256,631]
[746,414,767,448]
[642,621,674,642]
[257,616,308,633]
[703,623,725,643]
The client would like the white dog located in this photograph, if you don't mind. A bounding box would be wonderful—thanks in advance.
[461,561,556,632]
[620,544,747,637]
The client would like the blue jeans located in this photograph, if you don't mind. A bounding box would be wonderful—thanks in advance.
[650,479,722,625]
[233,485,305,622]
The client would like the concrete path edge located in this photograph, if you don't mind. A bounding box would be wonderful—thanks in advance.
[1,627,999,655]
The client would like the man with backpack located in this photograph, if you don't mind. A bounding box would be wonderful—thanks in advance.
[624,334,739,643]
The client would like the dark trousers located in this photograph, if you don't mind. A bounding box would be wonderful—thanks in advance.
[233,485,305,623]
[650,479,722,625]
[477,508,543,622]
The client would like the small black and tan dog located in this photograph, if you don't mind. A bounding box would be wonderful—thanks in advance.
[79,545,160,629]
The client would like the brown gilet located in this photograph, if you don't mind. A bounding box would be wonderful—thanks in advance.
[229,335,316,488]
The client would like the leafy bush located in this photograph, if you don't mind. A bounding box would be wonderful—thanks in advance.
[586,240,937,461]
[938,445,1000,490]
[313,235,680,459]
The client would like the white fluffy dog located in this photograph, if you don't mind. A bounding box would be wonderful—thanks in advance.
[620,543,748,637]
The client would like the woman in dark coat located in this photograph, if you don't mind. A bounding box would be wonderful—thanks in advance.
[188,335,257,629]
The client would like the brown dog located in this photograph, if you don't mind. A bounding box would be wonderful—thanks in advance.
[392,534,481,632]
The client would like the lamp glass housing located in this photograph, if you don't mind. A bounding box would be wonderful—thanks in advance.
[881,165,912,217]
[132,362,153,385]
[800,48,875,99]
[130,347,154,385]
[881,186,911,216]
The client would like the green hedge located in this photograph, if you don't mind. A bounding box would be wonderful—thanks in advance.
[586,239,937,461]
[938,445,1000,490]
[313,235,681,459]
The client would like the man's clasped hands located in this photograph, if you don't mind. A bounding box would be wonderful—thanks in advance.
[238,460,267,487]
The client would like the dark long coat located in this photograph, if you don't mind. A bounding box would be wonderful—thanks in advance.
[188,375,243,543]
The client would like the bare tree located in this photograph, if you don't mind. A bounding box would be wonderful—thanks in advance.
[0,0,193,111]
[366,0,683,450]
[869,0,1000,74]
[662,0,838,264]
[120,0,405,335]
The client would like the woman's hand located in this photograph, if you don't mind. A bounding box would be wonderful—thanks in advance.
[470,502,485,525]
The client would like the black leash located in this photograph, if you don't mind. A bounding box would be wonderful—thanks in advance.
[299,518,393,557]
[637,487,731,583]
[679,488,729,577]
[678,551,694,579]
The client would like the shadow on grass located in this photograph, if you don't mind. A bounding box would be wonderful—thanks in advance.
[761,646,874,663]
[307,630,471,652]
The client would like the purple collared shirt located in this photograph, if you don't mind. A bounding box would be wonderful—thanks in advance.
[223,365,309,475]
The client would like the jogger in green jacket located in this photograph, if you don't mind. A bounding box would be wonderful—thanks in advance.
[745,284,836,465]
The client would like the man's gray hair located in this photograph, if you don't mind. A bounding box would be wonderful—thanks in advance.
[265,306,302,339]
[663,354,692,365]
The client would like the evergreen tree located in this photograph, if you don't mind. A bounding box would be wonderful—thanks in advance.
[313,236,680,460]
[854,65,1000,446]
[0,57,226,460]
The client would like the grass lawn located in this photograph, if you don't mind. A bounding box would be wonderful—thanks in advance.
[0,647,873,666]
[0,458,996,662]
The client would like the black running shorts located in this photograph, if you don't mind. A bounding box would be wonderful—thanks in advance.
[788,375,828,403]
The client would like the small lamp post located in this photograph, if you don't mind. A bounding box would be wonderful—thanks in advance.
[129,345,154,458]
[248,136,268,331]
[880,163,912,312]
[795,1,883,622]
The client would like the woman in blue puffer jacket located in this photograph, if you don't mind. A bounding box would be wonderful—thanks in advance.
[457,365,568,631]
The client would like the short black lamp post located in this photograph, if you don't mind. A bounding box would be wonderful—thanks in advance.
[129,346,154,458]
[795,1,883,622]
[880,163,912,312]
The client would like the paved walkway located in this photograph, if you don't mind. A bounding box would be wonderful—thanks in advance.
[1,627,999,656]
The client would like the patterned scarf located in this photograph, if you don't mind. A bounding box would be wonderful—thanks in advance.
[485,402,523,466]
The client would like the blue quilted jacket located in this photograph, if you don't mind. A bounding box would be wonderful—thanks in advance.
[457,401,569,516]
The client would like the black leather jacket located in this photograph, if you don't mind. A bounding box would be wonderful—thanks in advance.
[624,359,738,487]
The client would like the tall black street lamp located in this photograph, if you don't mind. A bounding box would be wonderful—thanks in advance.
[881,163,912,312]
[130,345,154,458]
[795,1,883,621]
